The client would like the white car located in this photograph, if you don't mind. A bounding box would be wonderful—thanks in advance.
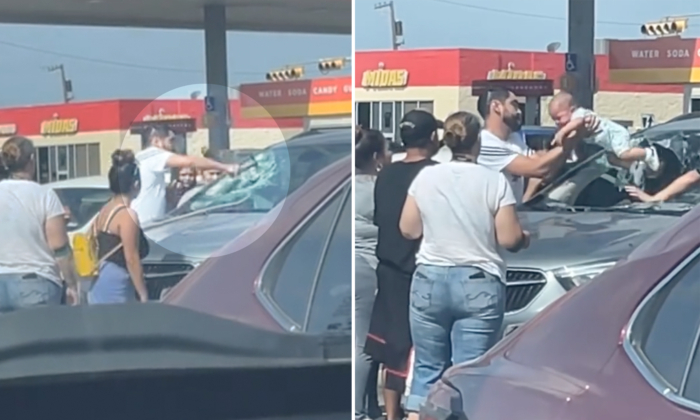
[49,176,110,298]
[49,176,111,242]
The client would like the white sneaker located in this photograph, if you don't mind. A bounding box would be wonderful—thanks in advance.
[645,147,660,172]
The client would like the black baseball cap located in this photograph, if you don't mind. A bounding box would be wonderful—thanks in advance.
[399,109,443,148]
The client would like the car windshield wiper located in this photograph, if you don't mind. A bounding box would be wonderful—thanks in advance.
[605,202,694,215]
[521,200,591,213]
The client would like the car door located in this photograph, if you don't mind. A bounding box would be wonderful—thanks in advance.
[626,250,700,415]
[258,181,351,352]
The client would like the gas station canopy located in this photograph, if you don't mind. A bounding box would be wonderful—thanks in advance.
[2,0,350,152]
[0,0,350,34]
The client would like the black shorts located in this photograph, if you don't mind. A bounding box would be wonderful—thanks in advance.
[364,263,412,391]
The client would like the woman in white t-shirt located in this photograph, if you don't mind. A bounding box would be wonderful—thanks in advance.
[0,137,79,310]
[399,111,530,418]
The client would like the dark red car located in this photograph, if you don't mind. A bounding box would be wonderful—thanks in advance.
[164,155,352,338]
[422,204,700,420]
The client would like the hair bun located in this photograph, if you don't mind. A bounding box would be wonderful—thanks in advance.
[111,149,135,167]
[1,142,21,167]
[441,111,482,154]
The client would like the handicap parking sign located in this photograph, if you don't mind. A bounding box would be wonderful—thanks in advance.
[204,96,215,112]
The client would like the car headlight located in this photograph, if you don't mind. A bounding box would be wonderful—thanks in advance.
[551,261,617,291]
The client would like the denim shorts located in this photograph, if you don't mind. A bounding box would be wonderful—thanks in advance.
[405,264,506,413]
[0,273,63,313]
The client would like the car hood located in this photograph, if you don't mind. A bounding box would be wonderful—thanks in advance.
[142,212,266,263]
[508,210,681,270]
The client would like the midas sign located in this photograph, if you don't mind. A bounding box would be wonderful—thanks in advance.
[41,118,79,135]
[487,69,547,80]
[361,69,409,88]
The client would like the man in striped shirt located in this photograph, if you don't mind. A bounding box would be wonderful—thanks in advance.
[478,88,594,203]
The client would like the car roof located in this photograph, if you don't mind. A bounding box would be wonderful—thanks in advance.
[47,176,108,189]
[0,303,345,385]
[635,113,700,138]
[280,127,350,148]
[666,112,700,123]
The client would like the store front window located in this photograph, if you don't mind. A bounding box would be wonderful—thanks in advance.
[36,143,101,184]
[692,98,700,113]
[356,100,434,144]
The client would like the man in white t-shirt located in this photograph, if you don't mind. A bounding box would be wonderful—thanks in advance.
[131,125,238,224]
[477,88,590,203]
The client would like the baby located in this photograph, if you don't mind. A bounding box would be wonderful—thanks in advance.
[549,92,659,186]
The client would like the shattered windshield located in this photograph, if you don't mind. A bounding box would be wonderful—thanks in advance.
[171,141,349,216]
[530,126,700,212]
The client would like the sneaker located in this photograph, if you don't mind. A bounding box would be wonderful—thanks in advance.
[645,147,660,172]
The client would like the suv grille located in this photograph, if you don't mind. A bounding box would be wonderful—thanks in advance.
[143,263,194,300]
[505,270,547,312]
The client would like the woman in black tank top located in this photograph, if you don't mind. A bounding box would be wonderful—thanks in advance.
[88,150,150,304]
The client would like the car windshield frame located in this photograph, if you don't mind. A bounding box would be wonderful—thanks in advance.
[526,147,607,204]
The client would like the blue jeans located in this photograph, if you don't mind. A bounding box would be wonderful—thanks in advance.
[0,274,63,312]
[88,261,136,304]
[405,264,505,412]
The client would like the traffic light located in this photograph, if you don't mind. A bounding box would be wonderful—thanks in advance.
[265,66,304,82]
[641,18,688,37]
[318,58,346,72]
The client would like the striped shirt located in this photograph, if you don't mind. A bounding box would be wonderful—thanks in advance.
[477,130,533,204]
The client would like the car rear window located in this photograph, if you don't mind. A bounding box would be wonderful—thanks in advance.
[54,187,111,231]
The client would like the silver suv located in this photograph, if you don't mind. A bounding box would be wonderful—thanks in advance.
[502,117,700,334]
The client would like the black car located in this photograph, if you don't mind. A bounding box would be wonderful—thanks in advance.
[0,304,349,420]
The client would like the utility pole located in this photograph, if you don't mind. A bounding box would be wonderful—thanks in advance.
[374,1,403,50]
[45,64,73,103]
[567,0,595,109]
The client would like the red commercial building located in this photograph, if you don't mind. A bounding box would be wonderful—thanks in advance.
[0,98,305,184]
[355,47,683,143]
[0,75,353,184]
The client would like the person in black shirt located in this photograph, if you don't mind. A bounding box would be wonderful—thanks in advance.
[364,109,441,420]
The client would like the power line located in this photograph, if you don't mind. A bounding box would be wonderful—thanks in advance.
[0,39,339,76]
[0,39,205,73]
[424,0,643,27]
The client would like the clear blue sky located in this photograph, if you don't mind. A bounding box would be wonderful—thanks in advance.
[0,25,349,106]
[356,0,700,51]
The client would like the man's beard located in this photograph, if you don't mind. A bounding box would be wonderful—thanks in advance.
[504,114,522,132]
